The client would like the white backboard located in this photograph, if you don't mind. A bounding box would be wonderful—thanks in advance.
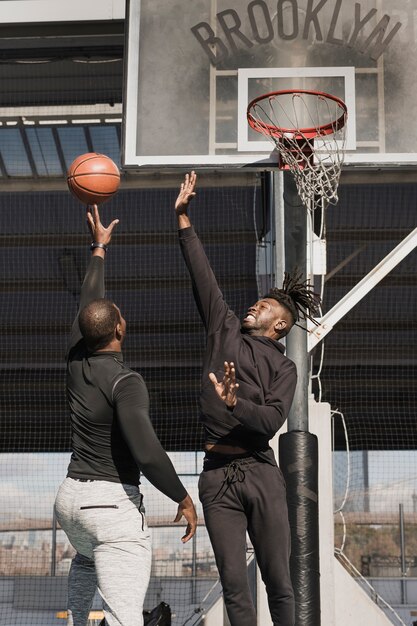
[0,0,124,23]
[122,0,417,170]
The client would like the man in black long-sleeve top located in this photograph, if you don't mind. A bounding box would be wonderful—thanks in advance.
[55,205,197,626]
[175,173,319,626]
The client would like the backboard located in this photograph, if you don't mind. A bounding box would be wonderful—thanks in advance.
[122,0,417,170]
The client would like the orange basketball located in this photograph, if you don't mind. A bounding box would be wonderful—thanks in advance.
[67,153,120,205]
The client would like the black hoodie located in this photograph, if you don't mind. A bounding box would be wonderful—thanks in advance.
[179,226,297,465]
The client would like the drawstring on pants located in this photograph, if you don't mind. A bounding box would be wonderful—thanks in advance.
[223,459,247,484]
[212,457,250,501]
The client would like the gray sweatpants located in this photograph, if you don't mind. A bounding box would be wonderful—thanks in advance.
[54,477,152,626]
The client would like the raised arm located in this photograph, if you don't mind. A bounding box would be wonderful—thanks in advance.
[175,172,234,333]
[67,205,119,353]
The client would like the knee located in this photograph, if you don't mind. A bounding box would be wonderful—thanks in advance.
[261,565,293,600]
[218,562,249,595]
[265,581,294,608]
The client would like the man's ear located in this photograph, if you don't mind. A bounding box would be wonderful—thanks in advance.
[274,319,287,334]
[115,323,123,341]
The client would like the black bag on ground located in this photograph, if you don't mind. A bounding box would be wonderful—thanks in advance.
[143,602,171,625]
[99,602,171,626]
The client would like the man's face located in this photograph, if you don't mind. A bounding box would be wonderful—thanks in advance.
[241,298,286,338]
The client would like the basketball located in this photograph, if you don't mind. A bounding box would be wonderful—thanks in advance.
[67,153,120,205]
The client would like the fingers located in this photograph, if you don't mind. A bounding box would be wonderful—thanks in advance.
[187,170,197,190]
[188,171,197,198]
[86,210,94,231]
[181,523,196,543]
[92,204,100,224]
[226,362,239,394]
[180,513,197,543]
[181,171,197,197]
[174,495,198,542]
[86,203,119,243]
[86,204,100,233]
[184,170,196,186]
[208,372,218,386]
[223,361,237,382]
[209,363,238,409]
[86,204,101,228]
[175,171,197,218]
[107,218,120,233]
[209,364,239,388]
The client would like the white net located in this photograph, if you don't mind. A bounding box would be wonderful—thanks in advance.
[247,91,347,211]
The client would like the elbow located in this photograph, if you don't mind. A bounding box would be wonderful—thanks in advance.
[264,424,281,438]
[136,450,156,471]
[139,456,154,471]
[266,410,287,437]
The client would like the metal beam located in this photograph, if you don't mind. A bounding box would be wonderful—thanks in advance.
[284,172,309,432]
[308,226,417,351]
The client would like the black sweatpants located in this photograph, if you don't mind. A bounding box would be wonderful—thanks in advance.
[199,455,294,626]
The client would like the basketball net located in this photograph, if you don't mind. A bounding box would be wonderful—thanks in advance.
[247,90,348,211]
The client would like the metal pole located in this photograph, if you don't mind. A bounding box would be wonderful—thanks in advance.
[192,533,197,604]
[363,450,370,512]
[192,452,198,605]
[279,171,320,626]
[256,170,286,626]
[51,506,57,577]
[273,170,285,291]
[283,172,309,432]
[399,503,407,605]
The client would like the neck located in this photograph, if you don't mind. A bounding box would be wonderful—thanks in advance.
[244,328,277,340]
[96,340,122,353]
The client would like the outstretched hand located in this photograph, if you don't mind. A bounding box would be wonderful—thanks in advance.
[209,361,239,408]
[175,171,197,216]
[86,204,119,246]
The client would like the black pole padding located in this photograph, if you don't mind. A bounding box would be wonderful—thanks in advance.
[279,430,320,626]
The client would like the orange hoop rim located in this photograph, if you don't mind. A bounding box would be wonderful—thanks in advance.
[247,89,348,140]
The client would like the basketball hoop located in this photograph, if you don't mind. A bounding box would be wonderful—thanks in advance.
[247,90,348,210]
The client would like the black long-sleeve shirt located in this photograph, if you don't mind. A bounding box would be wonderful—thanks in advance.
[179,226,297,465]
[65,255,187,503]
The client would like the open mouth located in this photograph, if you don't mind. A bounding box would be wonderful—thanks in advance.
[244,313,256,322]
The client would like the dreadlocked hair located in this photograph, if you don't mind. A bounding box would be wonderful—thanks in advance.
[265,268,321,327]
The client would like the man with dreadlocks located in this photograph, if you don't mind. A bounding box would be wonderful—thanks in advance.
[174,172,320,626]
